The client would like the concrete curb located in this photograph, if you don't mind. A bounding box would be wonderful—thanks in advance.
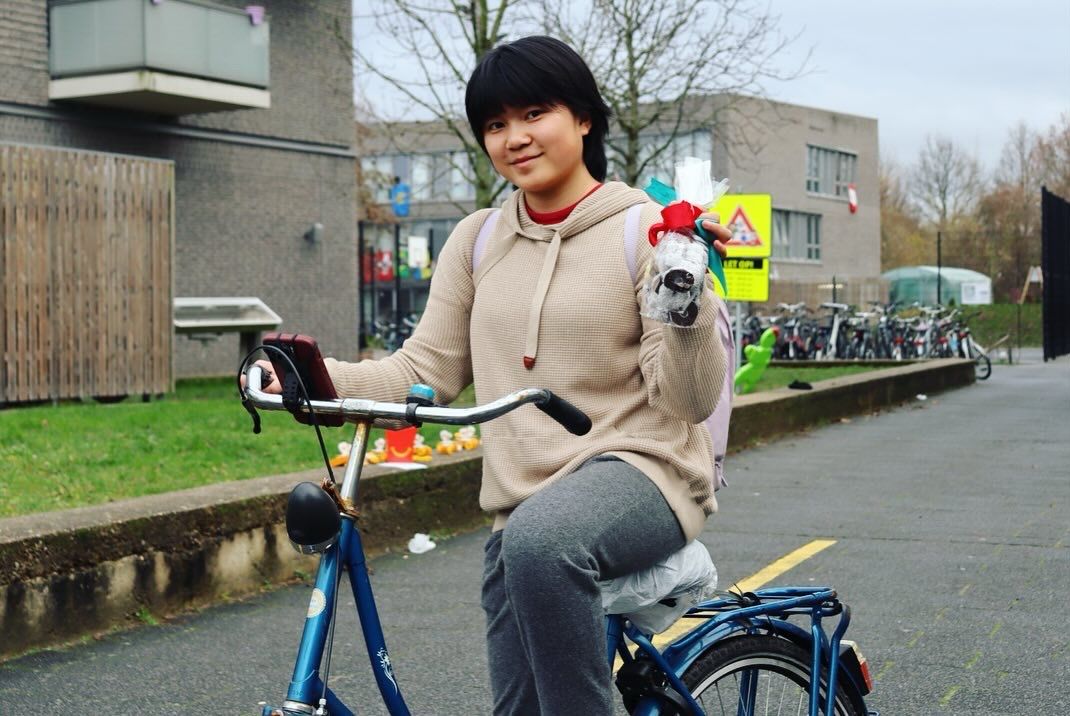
[0,359,974,658]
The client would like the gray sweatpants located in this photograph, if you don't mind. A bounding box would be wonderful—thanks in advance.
[481,456,687,715]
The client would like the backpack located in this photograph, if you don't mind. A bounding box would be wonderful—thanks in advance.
[471,206,734,491]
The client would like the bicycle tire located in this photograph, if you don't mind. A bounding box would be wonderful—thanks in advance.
[974,353,992,380]
[681,634,865,716]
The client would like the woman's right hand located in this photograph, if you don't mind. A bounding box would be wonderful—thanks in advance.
[240,359,282,394]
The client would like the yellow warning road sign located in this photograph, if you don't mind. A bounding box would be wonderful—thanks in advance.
[712,194,771,259]
[710,194,771,301]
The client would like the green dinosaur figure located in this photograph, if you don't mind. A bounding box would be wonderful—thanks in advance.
[734,326,779,395]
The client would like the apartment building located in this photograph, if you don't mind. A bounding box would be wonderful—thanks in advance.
[356,94,880,335]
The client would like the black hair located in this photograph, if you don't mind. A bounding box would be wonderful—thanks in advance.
[465,36,612,181]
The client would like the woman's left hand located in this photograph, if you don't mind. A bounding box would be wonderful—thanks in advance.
[698,212,732,258]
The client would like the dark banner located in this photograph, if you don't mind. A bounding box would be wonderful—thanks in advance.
[1041,187,1070,361]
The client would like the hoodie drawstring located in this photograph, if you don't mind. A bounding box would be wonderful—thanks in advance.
[523,231,562,369]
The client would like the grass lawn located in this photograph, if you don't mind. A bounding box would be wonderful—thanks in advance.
[0,379,478,518]
[1,365,881,518]
[750,364,883,393]
[961,303,1041,347]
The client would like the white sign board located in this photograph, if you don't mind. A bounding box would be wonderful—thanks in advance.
[960,281,992,305]
[407,235,430,270]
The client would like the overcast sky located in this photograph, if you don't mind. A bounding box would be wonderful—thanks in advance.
[762,0,1069,171]
[353,0,1069,172]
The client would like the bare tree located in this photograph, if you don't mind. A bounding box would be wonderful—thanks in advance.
[533,0,809,185]
[996,122,1042,194]
[347,1,531,209]
[879,156,929,270]
[1036,112,1070,199]
[911,135,984,229]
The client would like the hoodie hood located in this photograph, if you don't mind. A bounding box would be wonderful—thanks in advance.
[494,181,650,369]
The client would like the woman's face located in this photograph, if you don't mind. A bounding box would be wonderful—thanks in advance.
[482,104,591,198]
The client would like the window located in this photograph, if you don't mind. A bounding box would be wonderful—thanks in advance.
[360,155,398,203]
[364,151,475,203]
[410,154,432,200]
[609,129,714,187]
[772,209,821,261]
[806,145,857,198]
[450,151,475,201]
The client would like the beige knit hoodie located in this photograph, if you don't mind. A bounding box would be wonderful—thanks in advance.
[326,181,728,541]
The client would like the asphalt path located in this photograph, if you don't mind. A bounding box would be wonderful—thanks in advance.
[1,355,1067,715]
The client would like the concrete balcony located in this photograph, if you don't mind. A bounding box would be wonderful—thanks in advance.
[49,0,271,114]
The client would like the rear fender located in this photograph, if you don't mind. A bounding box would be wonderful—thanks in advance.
[652,618,870,707]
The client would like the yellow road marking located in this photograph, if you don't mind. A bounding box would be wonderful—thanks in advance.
[964,650,982,669]
[958,583,973,596]
[988,621,1002,639]
[875,659,895,681]
[907,630,924,648]
[610,539,838,670]
[939,685,961,706]
[934,607,948,622]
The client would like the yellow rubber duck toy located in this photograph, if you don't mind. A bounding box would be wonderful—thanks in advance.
[435,429,457,455]
[364,437,387,464]
[455,426,480,451]
[412,434,433,462]
[330,441,351,468]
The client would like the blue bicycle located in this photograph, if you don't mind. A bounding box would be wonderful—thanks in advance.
[240,361,876,716]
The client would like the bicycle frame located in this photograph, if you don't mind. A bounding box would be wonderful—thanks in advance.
[243,367,867,716]
[266,419,416,716]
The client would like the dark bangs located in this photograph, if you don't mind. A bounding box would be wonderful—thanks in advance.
[465,36,612,181]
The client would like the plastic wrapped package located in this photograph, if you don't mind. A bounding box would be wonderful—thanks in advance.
[640,231,709,325]
[600,540,718,635]
[641,157,730,326]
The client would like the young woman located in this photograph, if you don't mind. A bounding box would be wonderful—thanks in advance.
[254,35,731,715]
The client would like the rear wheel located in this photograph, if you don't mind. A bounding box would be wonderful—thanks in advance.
[681,635,865,716]
[974,352,992,380]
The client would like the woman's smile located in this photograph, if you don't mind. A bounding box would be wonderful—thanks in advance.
[511,153,542,167]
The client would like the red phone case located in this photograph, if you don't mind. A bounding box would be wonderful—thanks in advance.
[262,332,344,427]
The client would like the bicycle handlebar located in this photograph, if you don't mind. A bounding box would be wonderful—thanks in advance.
[244,365,592,436]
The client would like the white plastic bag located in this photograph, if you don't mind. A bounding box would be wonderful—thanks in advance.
[407,533,436,554]
[600,540,718,635]
[674,156,730,209]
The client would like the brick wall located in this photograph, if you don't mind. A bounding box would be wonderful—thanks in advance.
[0,0,359,378]
[0,1,48,105]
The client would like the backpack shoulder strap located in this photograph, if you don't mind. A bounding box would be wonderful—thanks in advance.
[472,208,502,274]
[623,203,644,283]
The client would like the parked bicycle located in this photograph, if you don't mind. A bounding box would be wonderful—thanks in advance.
[238,349,877,716]
[740,302,989,371]
[945,309,992,379]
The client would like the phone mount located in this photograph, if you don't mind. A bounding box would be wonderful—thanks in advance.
[281,370,305,417]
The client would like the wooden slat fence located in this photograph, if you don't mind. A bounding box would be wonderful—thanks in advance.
[0,144,174,404]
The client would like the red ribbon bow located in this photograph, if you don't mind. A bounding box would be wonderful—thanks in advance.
[647,201,703,246]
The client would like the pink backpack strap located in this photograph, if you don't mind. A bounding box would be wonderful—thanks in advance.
[706,298,735,489]
[472,209,502,274]
[623,204,644,283]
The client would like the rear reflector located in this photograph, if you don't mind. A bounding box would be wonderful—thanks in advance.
[842,639,874,694]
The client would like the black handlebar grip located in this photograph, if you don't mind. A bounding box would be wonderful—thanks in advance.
[536,391,592,436]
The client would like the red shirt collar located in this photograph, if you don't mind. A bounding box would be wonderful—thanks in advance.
[525,183,603,225]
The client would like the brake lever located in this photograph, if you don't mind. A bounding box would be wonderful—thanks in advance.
[239,368,271,435]
[242,397,262,435]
